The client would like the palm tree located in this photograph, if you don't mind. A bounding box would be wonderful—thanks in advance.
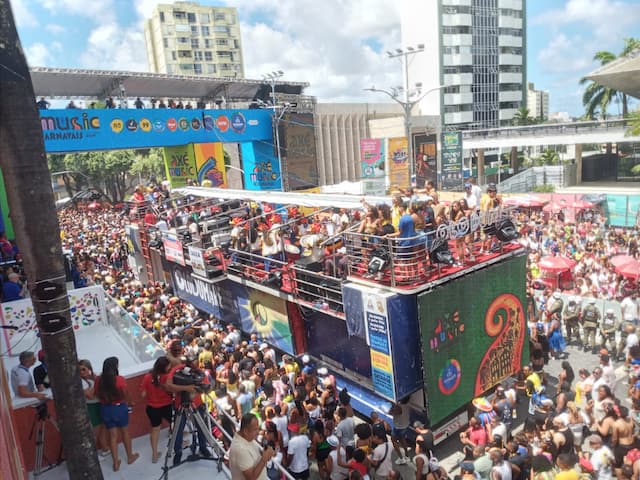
[627,110,640,137]
[0,1,103,478]
[580,38,640,119]
[512,106,535,126]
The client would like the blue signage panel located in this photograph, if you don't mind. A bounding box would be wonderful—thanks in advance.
[387,294,423,400]
[169,263,223,318]
[240,141,282,191]
[40,108,274,153]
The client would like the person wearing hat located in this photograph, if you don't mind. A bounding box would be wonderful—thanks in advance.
[459,461,480,480]
[286,420,312,480]
[563,296,582,346]
[581,298,601,353]
[600,309,619,358]
[463,182,478,211]
[325,435,349,480]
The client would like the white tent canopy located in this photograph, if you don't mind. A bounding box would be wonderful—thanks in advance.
[173,186,391,210]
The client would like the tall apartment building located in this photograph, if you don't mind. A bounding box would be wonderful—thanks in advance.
[527,82,550,121]
[400,0,526,130]
[144,2,244,78]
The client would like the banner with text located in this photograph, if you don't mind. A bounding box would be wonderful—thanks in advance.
[360,138,387,195]
[388,137,409,189]
[163,144,197,188]
[162,233,185,265]
[440,131,463,191]
[40,108,274,153]
[240,141,282,191]
[364,290,396,400]
[418,255,528,424]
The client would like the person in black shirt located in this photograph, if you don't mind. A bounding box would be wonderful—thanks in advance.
[33,350,50,391]
[36,97,50,109]
[134,97,144,109]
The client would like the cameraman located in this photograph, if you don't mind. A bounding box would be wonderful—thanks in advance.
[166,354,212,465]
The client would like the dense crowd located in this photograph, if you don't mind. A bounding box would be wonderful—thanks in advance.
[3,182,640,479]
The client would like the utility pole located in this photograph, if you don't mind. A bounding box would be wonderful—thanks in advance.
[262,70,287,191]
[366,45,443,187]
[0,1,103,478]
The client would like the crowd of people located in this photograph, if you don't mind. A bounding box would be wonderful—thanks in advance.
[4,179,640,479]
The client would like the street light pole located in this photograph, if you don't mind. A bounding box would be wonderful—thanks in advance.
[262,70,286,191]
[365,83,444,187]
[385,45,424,185]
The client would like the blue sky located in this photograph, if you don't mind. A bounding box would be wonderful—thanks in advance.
[11,0,640,116]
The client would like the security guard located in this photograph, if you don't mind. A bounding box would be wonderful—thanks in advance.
[600,308,619,357]
[563,296,582,345]
[619,313,636,361]
[548,291,564,321]
[582,298,601,353]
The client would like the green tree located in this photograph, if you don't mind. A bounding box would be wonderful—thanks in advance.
[535,149,560,166]
[130,148,166,184]
[0,0,103,477]
[627,109,640,137]
[511,106,536,126]
[580,38,640,119]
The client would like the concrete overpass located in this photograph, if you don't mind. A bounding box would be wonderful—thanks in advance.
[461,118,640,150]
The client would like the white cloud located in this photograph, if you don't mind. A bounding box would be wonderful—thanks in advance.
[537,33,594,74]
[80,23,148,72]
[11,0,39,28]
[35,0,115,22]
[25,42,51,66]
[45,24,65,35]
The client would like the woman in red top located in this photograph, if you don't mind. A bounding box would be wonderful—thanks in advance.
[141,356,173,463]
[95,356,139,471]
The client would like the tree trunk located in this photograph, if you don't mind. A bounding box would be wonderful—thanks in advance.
[0,2,103,478]
[510,146,518,172]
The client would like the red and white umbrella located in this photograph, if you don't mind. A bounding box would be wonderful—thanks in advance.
[610,255,637,268]
[538,256,577,273]
[87,201,101,210]
[570,200,595,210]
[615,260,640,280]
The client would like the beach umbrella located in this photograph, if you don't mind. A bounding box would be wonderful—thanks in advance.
[610,255,636,268]
[538,256,577,273]
[615,260,640,280]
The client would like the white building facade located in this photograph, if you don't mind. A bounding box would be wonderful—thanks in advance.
[144,2,244,78]
[527,82,550,121]
[400,0,527,130]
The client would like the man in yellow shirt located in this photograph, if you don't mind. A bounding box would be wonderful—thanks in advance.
[480,183,503,253]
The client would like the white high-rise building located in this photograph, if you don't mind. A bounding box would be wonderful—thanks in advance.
[400,0,526,130]
[144,2,244,78]
[527,82,550,121]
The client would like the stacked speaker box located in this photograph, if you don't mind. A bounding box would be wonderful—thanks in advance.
[294,256,324,302]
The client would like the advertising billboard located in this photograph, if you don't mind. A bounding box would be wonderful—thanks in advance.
[360,138,386,195]
[280,113,319,190]
[418,255,528,425]
[414,134,437,189]
[163,144,197,188]
[240,141,282,191]
[193,142,227,188]
[162,233,185,265]
[440,131,463,191]
[40,108,274,153]
[388,137,409,188]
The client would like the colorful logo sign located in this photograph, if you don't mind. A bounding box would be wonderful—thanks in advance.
[191,118,201,130]
[167,118,177,132]
[140,118,152,132]
[203,115,214,131]
[230,112,246,133]
[438,359,462,394]
[110,119,123,133]
[216,116,229,132]
[153,120,165,133]
[178,118,189,131]
[126,119,138,132]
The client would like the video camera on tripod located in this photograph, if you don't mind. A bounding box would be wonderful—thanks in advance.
[173,367,213,395]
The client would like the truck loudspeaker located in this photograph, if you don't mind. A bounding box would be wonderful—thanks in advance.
[495,219,518,242]
[429,237,454,265]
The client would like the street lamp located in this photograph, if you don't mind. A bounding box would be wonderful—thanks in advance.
[262,70,287,191]
[367,45,442,185]
[364,81,443,186]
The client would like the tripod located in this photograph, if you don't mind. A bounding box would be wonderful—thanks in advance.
[29,403,63,477]
[158,397,225,480]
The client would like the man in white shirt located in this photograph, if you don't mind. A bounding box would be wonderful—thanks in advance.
[229,414,274,480]
[335,406,355,447]
[286,424,311,479]
[463,183,478,210]
[369,429,394,480]
[10,351,48,401]
[586,434,614,480]
[621,292,639,323]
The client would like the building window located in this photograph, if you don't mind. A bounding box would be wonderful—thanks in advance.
[187,12,196,23]
[191,26,198,36]
[500,8,523,18]
[214,13,226,22]
[159,11,165,22]
[173,10,186,20]
[175,24,189,33]
[166,64,174,74]
[204,51,213,61]
[178,50,192,59]
[163,38,169,48]
[194,51,203,61]
[228,14,236,24]
[191,38,199,48]
[499,65,522,73]
[200,13,210,23]
[442,26,471,34]
[498,28,522,37]
[216,38,228,46]
[179,63,193,72]
[204,39,213,48]
[234,39,240,49]
[201,26,210,36]
[206,64,216,74]
[214,26,228,34]
[193,63,202,74]
[177,37,189,44]
[171,51,177,61]
[500,47,522,55]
